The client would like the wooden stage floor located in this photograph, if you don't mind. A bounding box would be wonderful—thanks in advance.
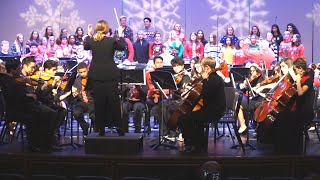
[0,125,319,180]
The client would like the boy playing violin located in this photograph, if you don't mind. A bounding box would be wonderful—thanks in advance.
[0,59,60,152]
[57,62,92,135]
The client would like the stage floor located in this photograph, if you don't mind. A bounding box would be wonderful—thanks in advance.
[0,124,320,180]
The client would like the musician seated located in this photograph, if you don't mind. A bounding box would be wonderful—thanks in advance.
[122,85,147,133]
[1,59,60,152]
[36,60,67,137]
[57,62,93,135]
[20,57,38,93]
[180,57,226,152]
[237,63,264,134]
[146,56,166,130]
[164,57,190,141]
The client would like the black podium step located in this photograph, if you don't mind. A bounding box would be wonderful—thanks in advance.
[84,133,143,155]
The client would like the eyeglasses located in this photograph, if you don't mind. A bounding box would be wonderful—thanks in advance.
[29,66,36,69]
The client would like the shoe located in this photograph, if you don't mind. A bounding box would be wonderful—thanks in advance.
[29,145,42,153]
[308,126,316,131]
[177,133,184,142]
[163,135,176,142]
[49,145,63,152]
[116,128,125,136]
[238,127,248,134]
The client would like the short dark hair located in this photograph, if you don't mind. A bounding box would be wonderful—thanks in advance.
[22,56,36,66]
[29,42,38,47]
[77,62,87,70]
[153,56,163,64]
[5,59,20,73]
[44,60,58,70]
[144,17,151,23]
[171,56,184,66]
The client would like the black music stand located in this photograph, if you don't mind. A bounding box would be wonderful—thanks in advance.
[118,65,146,133]
[149,70,178,150]
[230,68,256,150]
[58,72,83,149]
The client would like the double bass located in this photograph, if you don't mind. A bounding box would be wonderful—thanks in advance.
[254,73,297,127]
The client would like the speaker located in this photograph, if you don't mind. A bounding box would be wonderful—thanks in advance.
[84,133,143,155]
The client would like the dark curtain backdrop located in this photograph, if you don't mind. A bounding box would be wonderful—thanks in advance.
[0,0,319,63]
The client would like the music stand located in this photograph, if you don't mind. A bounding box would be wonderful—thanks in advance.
[118,65,147,133]
[230,68,256,150]
[149,70,177,150]
[59,71,83,149]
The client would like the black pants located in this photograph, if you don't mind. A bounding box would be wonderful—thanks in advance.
[73,101,95,131]
[26,102,57,148]
[47,103,67,133]
[180,110,208,150]
[273,111,303,155]
[122,101,145,132]
[146,98,163,127]
[92,80,122,131]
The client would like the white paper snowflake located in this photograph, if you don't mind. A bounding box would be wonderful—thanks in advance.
[208,0,269,39]
[306,2,320,27]
[20,0,85,36]
[123,0,181,40]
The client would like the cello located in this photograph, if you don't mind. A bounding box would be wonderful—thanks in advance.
[254,72,297,127]
[167,77,203,130]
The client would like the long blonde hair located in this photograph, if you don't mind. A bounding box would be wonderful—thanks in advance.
[94,20,109,41]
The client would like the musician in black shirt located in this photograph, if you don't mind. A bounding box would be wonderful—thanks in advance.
[0,59,59,152]
[180,57,226,153]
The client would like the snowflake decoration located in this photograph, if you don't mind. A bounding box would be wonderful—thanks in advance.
[208,0,269,39]
[20,0,85,36]
[306,2,320,27]
[123,0,181,40]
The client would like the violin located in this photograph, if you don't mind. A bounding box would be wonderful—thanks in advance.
[15,76,43,86]
[175,72,185,85]
[81,78,87,87]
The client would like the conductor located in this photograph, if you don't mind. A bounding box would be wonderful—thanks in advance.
[84,20,125,136]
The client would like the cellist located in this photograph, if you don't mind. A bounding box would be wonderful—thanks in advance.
[180,57,226,153]
[163,57,191,141]
[273,58,314,154]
